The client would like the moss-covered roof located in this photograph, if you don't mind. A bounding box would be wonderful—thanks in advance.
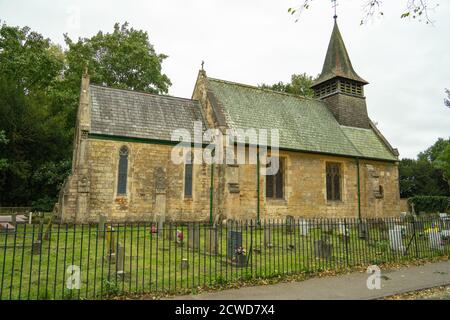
[312,20,368,87]
[207,78,396,161]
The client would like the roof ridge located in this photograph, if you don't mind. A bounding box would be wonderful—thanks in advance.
[208,77,318,102]
[89,84,199,104]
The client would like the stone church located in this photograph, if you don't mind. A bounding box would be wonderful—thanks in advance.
[57,20,400,223]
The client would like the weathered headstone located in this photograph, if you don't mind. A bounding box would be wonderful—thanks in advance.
[429,230,443,250]
[314,239,333,259]
[98,214,106,238]
[298,220,309,236]
[337,220,349,242]
[0,222,15,234]
[358,221,369,240]
[188,223,200,250]
[181,258,189,270]
[32,240,42,255]
[157,214,165,236]
[227,230,242,259]
[206,227,218,255]
[286,215,295,233]
[116,244,125,278]
[389,225,404,252]
[11,213,16,226]
[106,226,116,262]
[264,226,273,248]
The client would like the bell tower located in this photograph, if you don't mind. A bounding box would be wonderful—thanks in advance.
[311,18,370,129]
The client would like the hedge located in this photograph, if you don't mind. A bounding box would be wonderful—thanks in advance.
[408,196,450,214]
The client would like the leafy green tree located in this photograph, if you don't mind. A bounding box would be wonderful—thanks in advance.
[64,22,171,95]
[0,21,172,209]
[399,138,450,197]
[445,89,450,108]
[259,73,315,97]
[0,130,8,171]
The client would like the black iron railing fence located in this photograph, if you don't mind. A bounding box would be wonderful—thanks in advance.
[0,216,449,300]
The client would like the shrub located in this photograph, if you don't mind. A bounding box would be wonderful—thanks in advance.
[408,196,450,214]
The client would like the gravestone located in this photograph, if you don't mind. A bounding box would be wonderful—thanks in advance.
[227,231,242,259]
[429,230,443,250]
[98,214,106,238]
[264,226,273,248]
[188,223,200,250]
[206,227,218,255]
[106,226,116,262]
[32,240,41,255]
[116,244,125,278]
[286,215,295,234]
[0,222,15,234]
[358,221,369,240]
[337,221,349,242]
[298,220,309,236]
[389,225,404,253]
[181,258,189,270]
[157,215,165,236]
[314,239,333,259]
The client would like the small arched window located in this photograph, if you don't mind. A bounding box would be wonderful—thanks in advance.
[117,146,129,195]
[184,152,193,197]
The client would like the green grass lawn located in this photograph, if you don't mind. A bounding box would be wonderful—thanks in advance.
[0,218,448,300]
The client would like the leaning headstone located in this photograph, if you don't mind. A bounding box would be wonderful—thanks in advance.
[286,215,295,233]
[389,225,404,253]
[206,227,218,255]
[98,214,106,238]
[188,223,200,250]
[227,230,242,259]
[298,220,309,236]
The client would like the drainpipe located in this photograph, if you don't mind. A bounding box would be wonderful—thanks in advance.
[356,158,362,220]
[256,148,260,225]
[210,161,214,226]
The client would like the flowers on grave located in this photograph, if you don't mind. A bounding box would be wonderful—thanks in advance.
[176,229,184,243]
[151,224,158,234]
[235,246,246,256]
[424,224,440,234]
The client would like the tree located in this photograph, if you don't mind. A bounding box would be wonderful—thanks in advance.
[0,21,172,209]
[0,130,8,171]
[259,73,315,97]
[289,0,438,25]
[445,89,450,108]
[399,137,450,197]
[64,22,171,95]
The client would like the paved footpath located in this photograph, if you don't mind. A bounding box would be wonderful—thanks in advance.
[169,261,450,300]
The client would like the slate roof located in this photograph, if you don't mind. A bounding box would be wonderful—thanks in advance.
[206,78,397,161]
[89,85,206,141]
[312,21,368,87]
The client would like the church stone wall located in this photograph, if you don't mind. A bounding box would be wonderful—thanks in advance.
[59,140,400,223]
[228,150,400,221]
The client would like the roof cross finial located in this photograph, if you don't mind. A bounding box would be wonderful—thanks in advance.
[201,60,205,71]
[332,0,338,20]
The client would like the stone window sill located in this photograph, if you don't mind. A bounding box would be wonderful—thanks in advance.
[266,199,287,206]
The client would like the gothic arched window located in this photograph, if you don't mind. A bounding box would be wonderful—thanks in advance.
[326,162,341,201]
[117,146,129,195]
[184,152,193,197]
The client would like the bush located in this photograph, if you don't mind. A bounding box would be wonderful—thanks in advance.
[408,196,450,214]
[31,196,56,212]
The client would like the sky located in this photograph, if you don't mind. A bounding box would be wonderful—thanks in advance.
[0,0,449,159]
